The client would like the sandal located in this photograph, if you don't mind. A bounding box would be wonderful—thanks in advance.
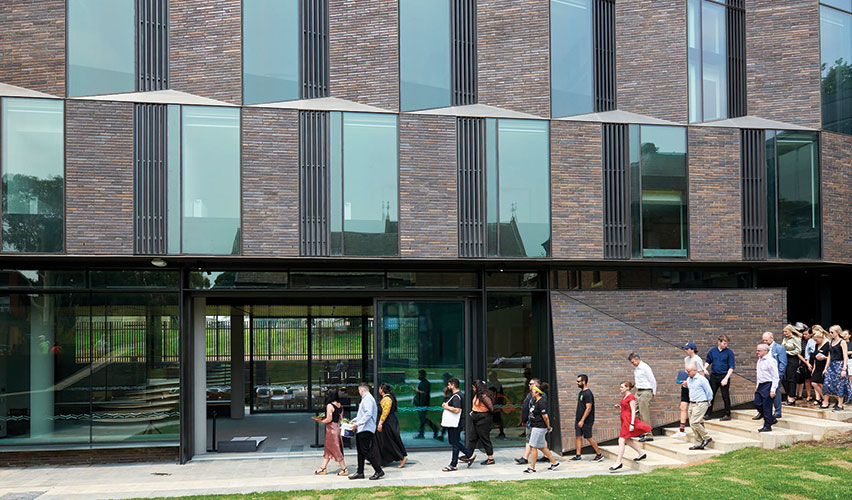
[442,465,457,472]
[820,404,831,409]
[315,467,327,475]
[398,457,408,468]
[336,468,348,476]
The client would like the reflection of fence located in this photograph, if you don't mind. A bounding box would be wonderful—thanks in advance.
[75,319,179,363]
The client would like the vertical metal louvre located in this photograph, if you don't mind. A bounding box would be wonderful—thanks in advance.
[299,111,330,256]
[137,0,169,91]
[451,0,477,106]
[602,123,630,259]
[301,0,330,99]
[593,0,616,112]
[457,117,485,257]
[726,0,746,118]
[741,129,767,260]
[134,104,169,255]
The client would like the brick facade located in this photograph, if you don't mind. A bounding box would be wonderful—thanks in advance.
[616,0,688,123]
[822,132,852,265]
[170,0,242,105]
[551,121,603,259]
[0,0,65,96]
[688,127,742,261]
[65,101,134,255]
[552,288,787,452]
[329,0,398,111]
[746,0,821,128]
[477,0,550,118]
[241,108,300,257]
[399,115,457,258]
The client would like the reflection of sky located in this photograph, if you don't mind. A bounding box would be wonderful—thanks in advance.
[821,6,852,78]
[68,0,134,73]
[550,0,593,117]
[181,107,240,219]
[1,99,63,180]
[640,125,686,155]
[400,0,451,110]
[243,0,299,101]
[342,114,398,233]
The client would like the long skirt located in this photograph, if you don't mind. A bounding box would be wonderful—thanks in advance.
[323,421,344,462]
[823,361,852,399]
[376,413,407,465]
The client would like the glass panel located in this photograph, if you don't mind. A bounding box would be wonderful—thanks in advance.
[550,0,593,117]
[90,293,179,443]
[497,120,550,257]
[342,113,398,256]
[1,98,64,253]
[485,119,498,256]
[0,270,85,289]
[776,131,820,260]
[687,0,702,123]
[310,317,369,413]
[243,0,300,104]
[251,317,309,411]
[67,0,135,96]
[485,272,542,288]
[823,0,852,13]
[188,271,288,289]
[0,294,91,446]
[399,0,451,111]
[701,0,727,121]
[766,130,777,258]
[377,301,465,449]
[330,112,343,255]
[639,126,688,258]
[629,124,641,257]
[89,271,180,289]
[387,272,479,288]
[820,5,852,135]
[167,105,181,254]
[181,106,241,255]
[289,272,384,288]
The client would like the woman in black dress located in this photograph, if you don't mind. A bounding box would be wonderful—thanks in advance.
[810,327,829,405]
[376,382,408,468]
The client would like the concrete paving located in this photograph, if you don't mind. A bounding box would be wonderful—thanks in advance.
[0,447,636,500]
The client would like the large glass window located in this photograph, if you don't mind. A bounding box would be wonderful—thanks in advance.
[399,0,452,111]
[821,3,852,135]
[688,0,727,123]
[1,98,64,253]
[181,106,241,255]
[67,0,135,97]
[243,0,300,105]
[550,0,593,118]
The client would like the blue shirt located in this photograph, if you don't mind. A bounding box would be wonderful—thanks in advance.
[705,347,735,374]
[687,374,714,402]
[353,392,378,434]
[770,342,788,374]
[804,338,816,361]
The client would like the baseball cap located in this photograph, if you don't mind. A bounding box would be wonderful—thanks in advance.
[682,342,697,350]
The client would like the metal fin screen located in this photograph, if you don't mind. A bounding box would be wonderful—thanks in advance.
[602,123,630,259]
[299,111,331,256]
[134,103,168,254]
[457,117,485,257]
[594,0,616,112]
[727,0,746,118]
[741,128,767,260]
[451,0,477,106]
[137,0,169,91]
[301,0,329,99]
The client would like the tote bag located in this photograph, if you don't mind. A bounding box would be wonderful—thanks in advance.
[441,393,462,428]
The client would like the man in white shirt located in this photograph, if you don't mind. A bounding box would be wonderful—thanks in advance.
[628,352,657,442]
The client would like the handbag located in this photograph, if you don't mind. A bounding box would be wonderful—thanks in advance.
[441,393,462,428]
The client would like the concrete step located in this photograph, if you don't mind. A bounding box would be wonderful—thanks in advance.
[599,444,684,473]
[730,410,852,439]
[663,427,762,452]
[637,436,723,463]
[703,417,812,448]
[781,403,852,422]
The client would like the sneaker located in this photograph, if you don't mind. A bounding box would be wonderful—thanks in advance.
[720,415,732,421]
[672,431,686,438]
[547,462,560,471]
[523,467,536,474]
[592,454,604,462]
[569,455,582,461]
[514,457,528,465]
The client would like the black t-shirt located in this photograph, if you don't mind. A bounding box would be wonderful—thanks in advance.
[528,397,548,428]
[576,389,595,425]
[415,379,431,407]
[447,391,463,410]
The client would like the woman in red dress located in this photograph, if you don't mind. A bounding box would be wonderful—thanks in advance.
[609,381,652,472]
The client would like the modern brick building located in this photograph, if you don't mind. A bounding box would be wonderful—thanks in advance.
[0,0,850,464]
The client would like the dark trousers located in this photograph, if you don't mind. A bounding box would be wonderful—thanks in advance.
[709,372,732,416]
[784,357,800,398]
[754,382,777,428]
[447,426,472,467]
[467,412,494,455]
[418,410,438,435]
[355,431,383,474]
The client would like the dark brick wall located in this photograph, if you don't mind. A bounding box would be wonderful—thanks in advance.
[399,115,457,258]
[0,446,178,467]
[746,0,821,128]
[0,0,65,96]
[477,0,550,117]
[329,0,398,110]
[552,288,787,452]
[616,0,688,123]
[688,127,742,261]
[170,0,242,105]
[822,132,852,265]
[551,121,603,259]
[65,101,134,255]
[241,108,299,257]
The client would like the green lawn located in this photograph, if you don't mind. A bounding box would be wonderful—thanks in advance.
[140,444,852,500]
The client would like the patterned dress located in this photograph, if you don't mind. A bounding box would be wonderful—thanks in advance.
[823,340,852,399]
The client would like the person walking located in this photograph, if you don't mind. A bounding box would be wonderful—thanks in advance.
[628,353,656,442]
[314,389,348,476]
[609,381,651,472]
[754,344,779,432]
[523,383,560,474]
[704,335,734,420]
[675,342,707,437]
[514,378,540,465]
[570,374,603,462]
[781,324,802,406]
[762,332,787,419]
[376,383,408,468]
[811,327,830,406]
[799,326,816,403]
[684,365,713,450]
[441,377,474,472]
[413,370,440,440]
[822,325,851,411]
[349,383,384,480]
[463,380,495,466]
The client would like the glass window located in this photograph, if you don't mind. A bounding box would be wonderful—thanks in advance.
[67,0,135,97]
[550,0,593,118]
[775,131,820,260]
[167,105,181,254]
[243,0,300,104]
[0,270,84,289]
[824,0,852,12]
[88,271,180,289]
[821,4,852,135]
[485,119,498,256]
[181,106,241,255]
[688,0,728,123]
[387,272,479,288]
[1,98,64,253]
[399,0,451,111]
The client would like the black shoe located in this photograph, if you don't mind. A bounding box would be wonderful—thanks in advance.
[752,414,763,420]
[569,455,582,461]
[702,438,712,447]
[514,457,528,465]
[480,458,495,465]
[592,454,604,462]
[758,427,772,432]
[433,433,444,441]
[638,436,653,442]
[369,471,384,480]
[608,464,623,472]
[348,473,365,480]
[632,453,647,462]
[464,454,476,468]
[547,462,560,471]
[688,443,705,450]
[523,467,536,474]
[498,432,506,438]
[720,415,731,421]
[833,406,845,412]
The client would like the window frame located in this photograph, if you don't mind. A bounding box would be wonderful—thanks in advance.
[819,1,852,135]
[688,0,731,123]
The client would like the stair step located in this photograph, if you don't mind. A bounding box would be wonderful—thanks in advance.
[780,404,852,422]
[638,437,723,463]
[663,427,762,452]
[730,410,852,439]
[703,417,812,448]
[599,445,684,472]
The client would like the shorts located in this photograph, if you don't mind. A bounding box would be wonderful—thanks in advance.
[524,426,531,443]
[575,422,594,439]
[529,427,548,449]
[681,385,690,403]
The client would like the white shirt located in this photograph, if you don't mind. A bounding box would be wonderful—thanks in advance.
[634,361,657,395]
[684,354,705,375]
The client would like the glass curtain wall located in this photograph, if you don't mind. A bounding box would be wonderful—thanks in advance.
[821,2,852,135]
[400,0,452,111]
[688,0,727,123]
[1,98,64,253]
[67,0,135,96]
[243,0,300,104]
[550,0,593,118]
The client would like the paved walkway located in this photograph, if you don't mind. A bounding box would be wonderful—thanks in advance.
[0,448,637,499]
